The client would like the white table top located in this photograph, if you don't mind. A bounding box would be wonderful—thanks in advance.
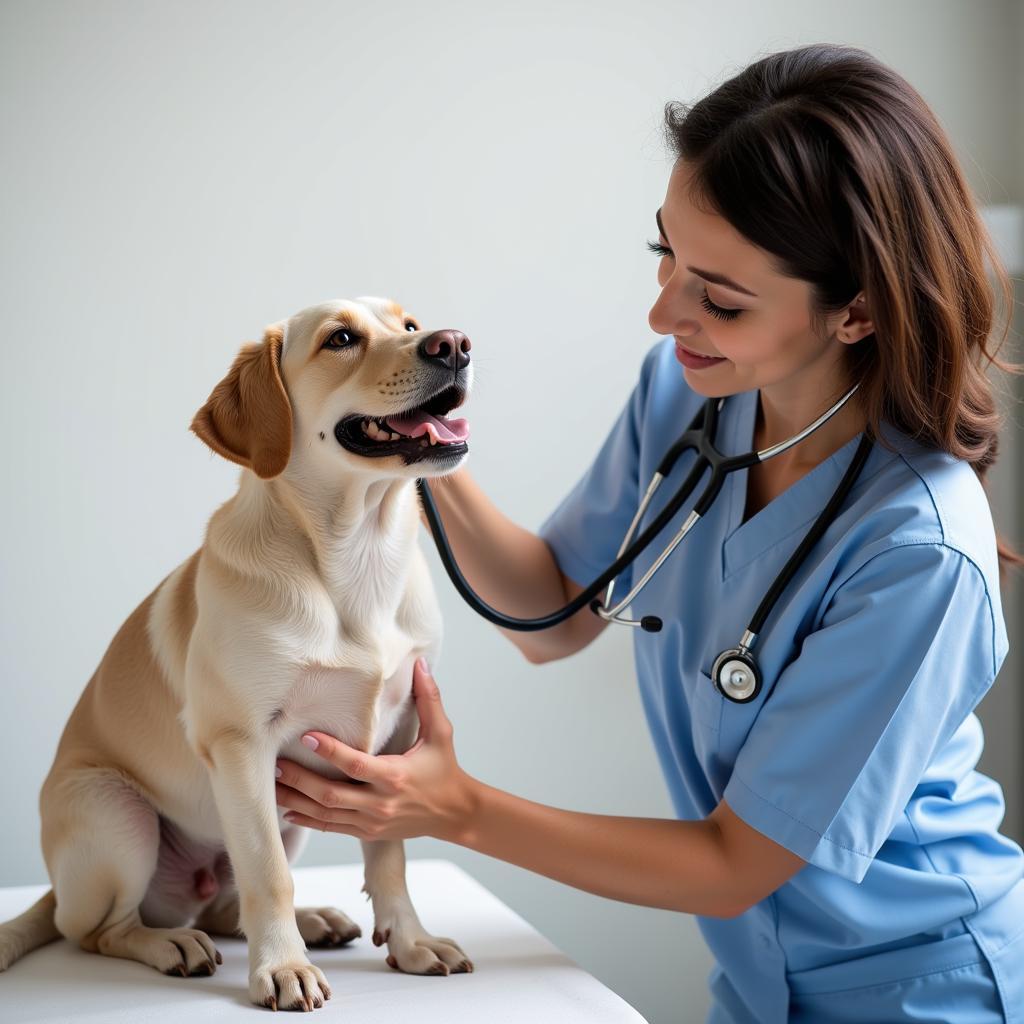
[0,859,648,1023]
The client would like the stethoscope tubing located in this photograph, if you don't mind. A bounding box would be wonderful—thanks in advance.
[746,432,872,637]
[418,385,868,636]
[416,415,709,632]
[595,384,865,627]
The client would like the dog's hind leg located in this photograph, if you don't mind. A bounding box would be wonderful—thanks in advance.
[0,889,60,971]
[43,766,220,976]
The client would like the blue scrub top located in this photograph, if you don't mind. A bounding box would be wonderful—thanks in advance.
[538,337,1024,1023]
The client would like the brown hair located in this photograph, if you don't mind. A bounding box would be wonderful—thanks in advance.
[663,43,1022,587]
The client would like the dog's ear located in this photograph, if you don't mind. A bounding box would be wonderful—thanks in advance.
[190,324,292,479]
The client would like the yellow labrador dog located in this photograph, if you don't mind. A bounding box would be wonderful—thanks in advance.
[0,298,474,1010]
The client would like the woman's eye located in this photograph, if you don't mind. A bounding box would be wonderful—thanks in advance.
[323,328,359,350]
[700,291,742,322]
[647,238,742,321]
[405,322,417,333]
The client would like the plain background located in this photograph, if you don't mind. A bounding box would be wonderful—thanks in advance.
[1,2,1022,1022]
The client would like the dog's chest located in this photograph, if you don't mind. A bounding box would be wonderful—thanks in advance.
[274,639,420,776]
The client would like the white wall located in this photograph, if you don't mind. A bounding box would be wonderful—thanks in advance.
[1,3,1020,1022]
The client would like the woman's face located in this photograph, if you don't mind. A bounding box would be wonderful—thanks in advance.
[648,160,862,403]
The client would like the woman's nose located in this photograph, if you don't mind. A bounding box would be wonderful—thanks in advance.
[648,287,700,338]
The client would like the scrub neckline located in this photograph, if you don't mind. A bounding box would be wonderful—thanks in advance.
[719,388,883,581]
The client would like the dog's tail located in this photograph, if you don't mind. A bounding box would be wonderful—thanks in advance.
[0,889,61,971]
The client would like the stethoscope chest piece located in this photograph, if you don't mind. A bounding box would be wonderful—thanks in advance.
[711,647,762,704]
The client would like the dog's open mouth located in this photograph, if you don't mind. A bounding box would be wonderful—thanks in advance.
[333,385,469,464]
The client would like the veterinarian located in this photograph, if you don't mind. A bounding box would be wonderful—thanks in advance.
[275,43,1024,1022]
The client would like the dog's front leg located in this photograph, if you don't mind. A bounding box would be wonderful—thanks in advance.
[361,838,473,975]
[204,728,331,1011]
[358,700,472,976]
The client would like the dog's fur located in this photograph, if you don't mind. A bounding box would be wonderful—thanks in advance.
[0,298,474,1010]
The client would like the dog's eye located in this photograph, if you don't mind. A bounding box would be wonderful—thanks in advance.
[405,322,417,333]
[323,328,359,351]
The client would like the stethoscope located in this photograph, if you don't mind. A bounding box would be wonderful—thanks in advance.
[417,385,874,704]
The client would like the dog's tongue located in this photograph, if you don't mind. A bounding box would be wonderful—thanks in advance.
[385,410,469,444]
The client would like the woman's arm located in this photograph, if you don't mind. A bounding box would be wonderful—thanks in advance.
[276,661,806,917]
[448,778,805,917]
[421,468,608,663]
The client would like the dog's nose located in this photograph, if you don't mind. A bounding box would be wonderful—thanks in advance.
[418,330,471,372]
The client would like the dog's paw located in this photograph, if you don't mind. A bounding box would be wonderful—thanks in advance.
[111,926,221,977]
[249,958,332,1011]
[376,926,473,976]
[296,906,362,948]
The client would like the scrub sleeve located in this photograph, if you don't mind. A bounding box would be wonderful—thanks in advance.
[722,541,1000,883]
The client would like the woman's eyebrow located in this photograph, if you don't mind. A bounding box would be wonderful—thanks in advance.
[655,208,759,298]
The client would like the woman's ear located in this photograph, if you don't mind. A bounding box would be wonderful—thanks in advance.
[190,324,292,479]
[835,293,874,345]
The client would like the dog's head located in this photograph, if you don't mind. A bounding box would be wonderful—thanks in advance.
[191,297,472,482]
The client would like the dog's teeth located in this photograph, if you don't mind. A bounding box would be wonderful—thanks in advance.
[429,433,437,446]
[369,423,399,444]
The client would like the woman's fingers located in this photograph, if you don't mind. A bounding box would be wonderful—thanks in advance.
[275,781,354,821]
[281,809,364,837]
[274,764,371,813]
[411,659,453,741]
[300,731,395,785]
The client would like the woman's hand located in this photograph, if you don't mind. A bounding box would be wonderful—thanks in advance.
[274,658,477,843]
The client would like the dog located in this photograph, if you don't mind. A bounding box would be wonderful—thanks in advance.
[0,297,474,1010]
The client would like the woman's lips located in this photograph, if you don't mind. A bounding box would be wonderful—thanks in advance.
[675,342,726,369]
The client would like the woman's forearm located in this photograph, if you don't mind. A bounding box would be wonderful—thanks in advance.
[421,469,591,661]
[443,774,741,917]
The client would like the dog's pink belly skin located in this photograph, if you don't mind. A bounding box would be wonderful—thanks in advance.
[139,815,230,927]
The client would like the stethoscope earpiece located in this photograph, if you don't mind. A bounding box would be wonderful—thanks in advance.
[711,647,762,704]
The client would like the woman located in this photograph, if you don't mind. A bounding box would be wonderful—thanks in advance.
[275,44,1024,1022]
